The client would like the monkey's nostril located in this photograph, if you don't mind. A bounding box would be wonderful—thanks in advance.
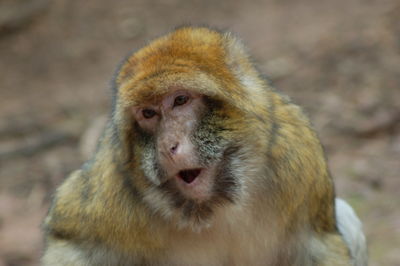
[170,143,179,154]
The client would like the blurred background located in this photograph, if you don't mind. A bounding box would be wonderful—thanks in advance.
[0,0,399,265]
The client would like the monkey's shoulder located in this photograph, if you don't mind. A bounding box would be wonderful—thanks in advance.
[44,169,96,236]
[44,166,163,255]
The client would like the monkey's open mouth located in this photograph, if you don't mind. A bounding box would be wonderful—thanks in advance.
[178,169,202,184]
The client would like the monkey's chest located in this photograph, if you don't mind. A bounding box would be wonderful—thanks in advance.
[158,219,276,265]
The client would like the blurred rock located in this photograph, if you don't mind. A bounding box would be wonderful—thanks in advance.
[0,0,50,35]
[79,115,108,160]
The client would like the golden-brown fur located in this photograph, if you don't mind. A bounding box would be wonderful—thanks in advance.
[42,27,364,265]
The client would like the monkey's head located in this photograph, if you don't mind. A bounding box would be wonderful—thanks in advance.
[111,27,270,230]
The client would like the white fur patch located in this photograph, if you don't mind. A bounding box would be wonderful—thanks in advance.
[238,73,259,92]
[143,186,174,219]
[42,239,130,265]
[141,146,161,186]
[336,198,368,266]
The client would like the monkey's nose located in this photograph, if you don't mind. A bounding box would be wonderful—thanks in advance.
[170,143,179,155]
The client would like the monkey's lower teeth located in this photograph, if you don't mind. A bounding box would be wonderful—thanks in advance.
[178,169,202,184]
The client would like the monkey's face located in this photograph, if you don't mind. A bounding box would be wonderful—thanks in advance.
[132,88,242,229]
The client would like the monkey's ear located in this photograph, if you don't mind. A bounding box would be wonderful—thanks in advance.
[222,33,249,68]
[223,33,264,91]
[222,33,268,111]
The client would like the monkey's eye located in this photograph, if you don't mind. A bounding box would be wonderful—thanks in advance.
[142,109,157,119]
[173,95,189,107]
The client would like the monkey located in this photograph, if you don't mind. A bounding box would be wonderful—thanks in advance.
[42,26,367,266]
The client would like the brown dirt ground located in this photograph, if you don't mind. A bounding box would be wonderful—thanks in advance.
[0,0,399,265]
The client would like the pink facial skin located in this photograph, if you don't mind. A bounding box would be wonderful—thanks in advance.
[132,89,215,201]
